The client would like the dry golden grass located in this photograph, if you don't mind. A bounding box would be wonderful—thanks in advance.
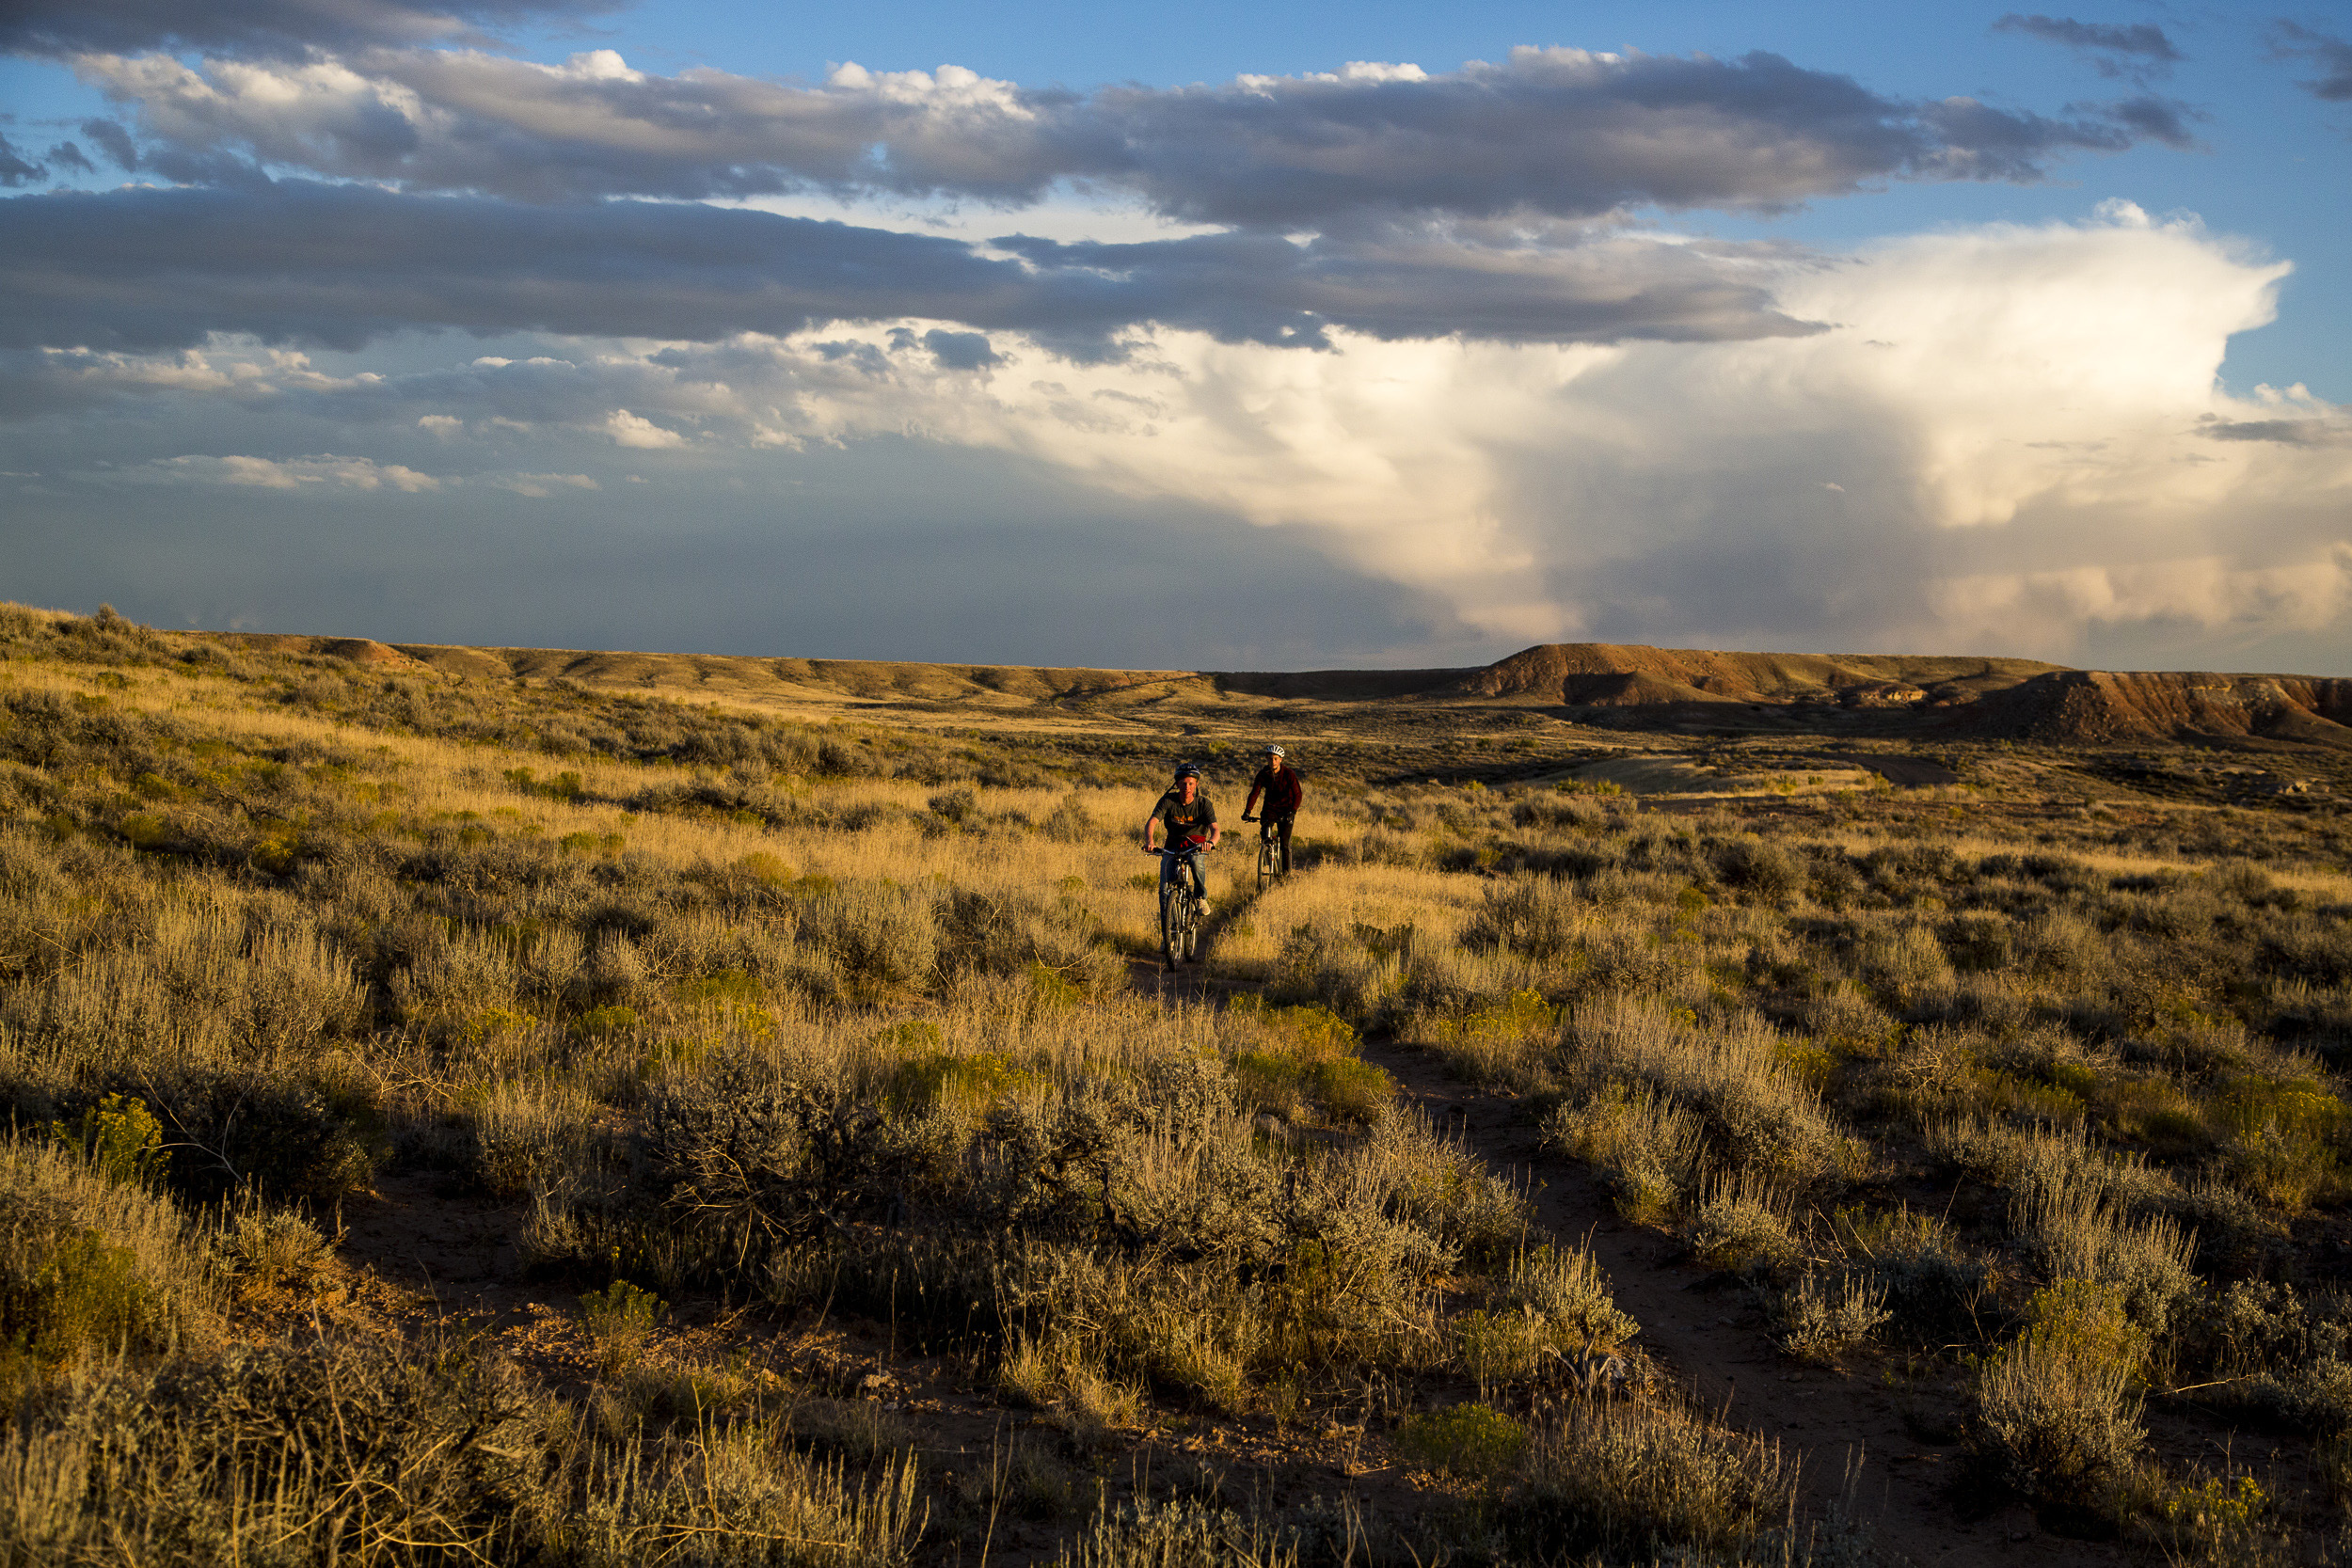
[22,603,2352,1560]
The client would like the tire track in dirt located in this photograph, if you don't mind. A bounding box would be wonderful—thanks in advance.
[1123,860,2108,1562]
[1350,1035,2118,1568]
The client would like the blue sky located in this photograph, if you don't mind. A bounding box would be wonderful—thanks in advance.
[3,0,2348,669]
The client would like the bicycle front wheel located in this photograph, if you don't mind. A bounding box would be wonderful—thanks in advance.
[1257,835,1277,893]
[1159,880,1181,965]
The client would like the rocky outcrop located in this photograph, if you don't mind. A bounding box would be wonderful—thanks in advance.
[1445,644,2352,749]
[1455,643,2062,710]
[1968,671,2352,748]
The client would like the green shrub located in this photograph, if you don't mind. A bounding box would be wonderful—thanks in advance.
[47,1093,166,1188]
[1971,1285,2147,1504]
[580,1278,665,1375]
[1394,1402,1528,1480]
[1685,1172,1803,1274]
[927,788,977,823]
[882,1049,1035,1116]
[1341,1113,1527,1272]
[1714,841,1802,903]
[577,1003,639,1038]
[2175,1281,2352,1435]
[2146,1473,2288,1568]
[1042,795,1095,843]
[631,1067,920,1270]
[2014,1188,2196,1338]
[1228,1006,1392,1126]
[0,1137,199,1365]
[1544,1083,1703,1225]
[1497,1243,1639,1358]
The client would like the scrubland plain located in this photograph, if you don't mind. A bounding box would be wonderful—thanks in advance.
[9,602,2352,1564]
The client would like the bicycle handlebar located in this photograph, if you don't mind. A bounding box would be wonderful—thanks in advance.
[1145,844,1213,855]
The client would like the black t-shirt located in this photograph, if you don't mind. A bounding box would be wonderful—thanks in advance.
[1152,788,1218,845]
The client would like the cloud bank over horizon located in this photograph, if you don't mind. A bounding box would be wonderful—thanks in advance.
[57,42,2198,214]
[3,0,2348,672]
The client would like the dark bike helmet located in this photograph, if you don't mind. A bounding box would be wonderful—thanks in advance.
[1174,762,1202,780]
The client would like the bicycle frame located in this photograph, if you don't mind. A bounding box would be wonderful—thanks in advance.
[1148,843,1211,965]
[1243,813,1294,890]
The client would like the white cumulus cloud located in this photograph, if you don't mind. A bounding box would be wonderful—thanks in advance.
[486,470,599,497]
[109,451,441,491]
[604,409,684,448]
[593,206,2348,658]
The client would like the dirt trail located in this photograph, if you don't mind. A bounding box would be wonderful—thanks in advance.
[1350,1036,2124,1568]
[342,863,2112,1565]
[1136,867,2100,1565]
[1143,864,2098,1560]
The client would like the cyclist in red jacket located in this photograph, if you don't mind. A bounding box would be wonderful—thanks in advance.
[1241,745,1303,874]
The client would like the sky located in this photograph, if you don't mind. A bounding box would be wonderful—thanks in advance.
[2,0,2348,673]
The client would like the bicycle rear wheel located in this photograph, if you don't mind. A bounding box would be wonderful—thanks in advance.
[1181,892,1201,960]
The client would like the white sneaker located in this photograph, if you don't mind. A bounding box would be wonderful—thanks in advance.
[1200,899,1215,915]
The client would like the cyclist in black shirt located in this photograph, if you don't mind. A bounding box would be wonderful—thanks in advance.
[1142,762,1219,912]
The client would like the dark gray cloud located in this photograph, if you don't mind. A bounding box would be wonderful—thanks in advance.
[1993,14,2183,81]
[2105,94,2204,148]
[2202,415,2352,445]
[0,182,1046,353]
[1098,51,2172,225]
[77,118,139,170]
[74,44,2188,221]
[1,0,619,59]
[0,435,1481,668]
[990,224,1826,348]
[914,329,1000,370]
[0,181,1825,358]
[0,132,55,186]
[2270,21,2352,103]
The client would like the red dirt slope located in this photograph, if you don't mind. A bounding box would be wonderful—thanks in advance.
[1457,644,2062,709]
[1455,645,2352,749]
[1969,671,2352,749]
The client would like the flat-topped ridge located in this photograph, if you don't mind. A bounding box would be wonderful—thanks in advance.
[218,631,2352,748]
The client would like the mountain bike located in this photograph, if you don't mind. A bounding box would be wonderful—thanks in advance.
[1241,813,1294,893]
[1148,842,1211,966]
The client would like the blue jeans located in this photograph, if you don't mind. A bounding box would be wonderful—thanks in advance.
[1160,847,1207,899]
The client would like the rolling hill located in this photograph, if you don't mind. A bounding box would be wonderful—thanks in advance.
[223,632,2352,750]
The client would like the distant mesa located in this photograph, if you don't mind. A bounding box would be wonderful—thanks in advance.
[1439,642,2352,751]
[1968,669,2352,749]
[1449,642,2059,708]
[218,628,2352,751]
